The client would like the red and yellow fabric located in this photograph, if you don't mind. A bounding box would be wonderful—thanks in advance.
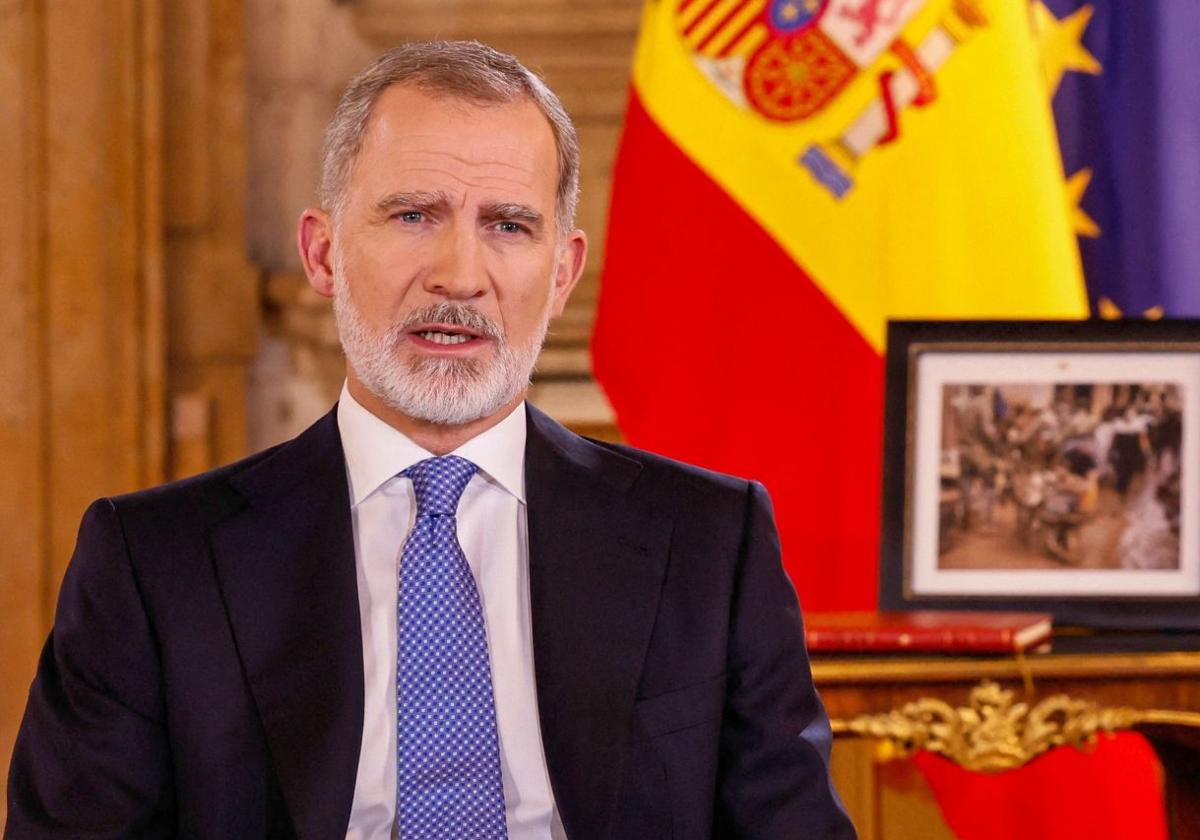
[592,1,1166,836]
[592,0,1087,611]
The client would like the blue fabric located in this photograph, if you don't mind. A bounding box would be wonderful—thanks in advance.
[396,455,507,839]
[1048,0,1200,316]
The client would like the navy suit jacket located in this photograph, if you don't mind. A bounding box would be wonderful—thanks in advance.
[7,405,855,839]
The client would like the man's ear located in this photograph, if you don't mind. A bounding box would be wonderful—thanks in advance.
[298,208,335,298]
[549,228,588,318]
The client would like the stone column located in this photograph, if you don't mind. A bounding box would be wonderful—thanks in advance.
[0,0,259,809]
[0,0,167,806]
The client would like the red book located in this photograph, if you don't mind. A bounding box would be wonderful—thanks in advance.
[804,610,1052,654]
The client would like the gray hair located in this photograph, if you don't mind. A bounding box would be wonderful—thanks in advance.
[320,40,580,235]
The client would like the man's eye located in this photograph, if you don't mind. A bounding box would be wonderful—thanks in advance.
[398,211,424,223]
[495,222,526,234]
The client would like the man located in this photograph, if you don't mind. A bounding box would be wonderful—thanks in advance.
[7,41,855,839]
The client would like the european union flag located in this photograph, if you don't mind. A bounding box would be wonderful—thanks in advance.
[1041,0,1200,317]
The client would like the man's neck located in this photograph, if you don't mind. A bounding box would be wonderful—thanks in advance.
[345,374,525,455]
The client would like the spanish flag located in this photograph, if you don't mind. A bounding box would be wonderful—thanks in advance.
[592,2,1167,836]
[592,0,1087,610]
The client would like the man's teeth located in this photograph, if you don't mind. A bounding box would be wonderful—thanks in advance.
[417,331,472,345]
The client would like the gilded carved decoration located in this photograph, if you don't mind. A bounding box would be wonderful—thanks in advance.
[832,680,1200,772]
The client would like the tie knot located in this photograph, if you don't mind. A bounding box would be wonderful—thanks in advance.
[402,455,479,517]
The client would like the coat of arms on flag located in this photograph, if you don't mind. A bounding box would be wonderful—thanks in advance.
[676,0,989,197]
[596,2,1177,834]
[596,0,1086,614]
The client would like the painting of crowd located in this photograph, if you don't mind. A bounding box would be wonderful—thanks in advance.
[937,382,1183,571]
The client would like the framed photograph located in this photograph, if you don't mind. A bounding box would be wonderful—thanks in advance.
[879,320,1200,628]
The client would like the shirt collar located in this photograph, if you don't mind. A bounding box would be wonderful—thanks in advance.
[336,382,527,507]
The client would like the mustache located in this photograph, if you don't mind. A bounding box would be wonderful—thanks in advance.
[396,302,504,341]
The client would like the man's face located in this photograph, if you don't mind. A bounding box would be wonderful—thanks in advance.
[309,84,585,426]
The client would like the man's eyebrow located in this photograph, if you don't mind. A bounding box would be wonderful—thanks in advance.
[479,202,545,228]
[372,191,453,216]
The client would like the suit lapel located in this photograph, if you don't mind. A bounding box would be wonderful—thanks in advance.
[209,410,364,840]
[207,404,668,838]
[525,406,672,840]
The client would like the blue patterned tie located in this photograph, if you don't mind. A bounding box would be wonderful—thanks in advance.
[396,456,508,838]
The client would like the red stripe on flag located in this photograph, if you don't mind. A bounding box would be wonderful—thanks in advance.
[594,89,880,610]
[695,0,753,52]
[717,13,763,56]
[683,0,725,37]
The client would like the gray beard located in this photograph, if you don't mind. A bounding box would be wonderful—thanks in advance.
[331,268,549,426]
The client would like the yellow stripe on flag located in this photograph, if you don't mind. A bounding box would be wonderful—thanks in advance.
[632,0,1087,353]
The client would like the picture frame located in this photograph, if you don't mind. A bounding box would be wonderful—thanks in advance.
[879,320,1200,629]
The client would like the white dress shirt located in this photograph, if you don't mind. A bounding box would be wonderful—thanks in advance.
[338,385,564,839]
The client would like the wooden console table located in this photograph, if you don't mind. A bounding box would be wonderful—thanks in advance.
[813,650,1200,840]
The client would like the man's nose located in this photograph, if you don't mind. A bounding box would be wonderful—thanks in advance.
[423,225,489,300]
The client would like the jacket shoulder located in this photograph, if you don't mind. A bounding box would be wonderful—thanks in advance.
[582,437,763,524]
[526,402,757,509]
[588,437,753,492]
[105,440,285,522]
[105,407,342,529]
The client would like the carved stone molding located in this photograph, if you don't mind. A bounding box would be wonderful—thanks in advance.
[349,0,639,116]
[832,680,1200,773]
[351,0,641,44]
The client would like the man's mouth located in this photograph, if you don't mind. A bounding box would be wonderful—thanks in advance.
[415,330,474,346]
[406,324,487,349]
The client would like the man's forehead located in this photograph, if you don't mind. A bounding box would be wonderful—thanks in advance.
[371,133,541,172]
[365,85,553,155]
[352,88,557,195]
[351,143,547,210]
